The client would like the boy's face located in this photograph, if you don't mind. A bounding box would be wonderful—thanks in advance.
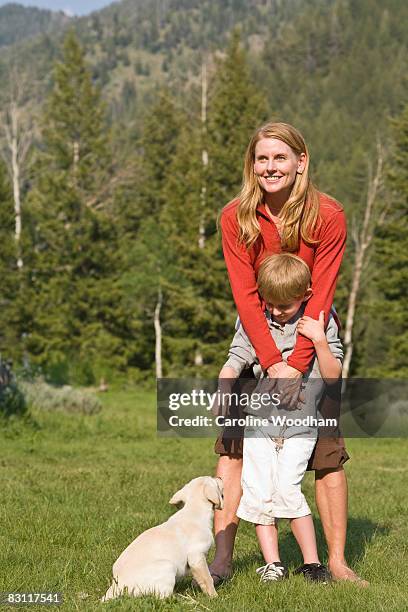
[266,299,304,324]
[266,289,312,324]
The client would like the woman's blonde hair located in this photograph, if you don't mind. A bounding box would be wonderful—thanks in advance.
[237,121,321,251]
[257,253,311,304]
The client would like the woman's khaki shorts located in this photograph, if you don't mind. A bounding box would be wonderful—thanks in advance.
[214,370,349,471]
[214,433,349,471]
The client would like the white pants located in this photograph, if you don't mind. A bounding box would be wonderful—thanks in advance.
[236,430,317,525]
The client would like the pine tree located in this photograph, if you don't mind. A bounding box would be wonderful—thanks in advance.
[160,119,235,375]
[117,89,182,376]
[160,119,214,374]
[41,30,111,199]
[0,162,20,360]
[26,31,130,383]
[207,29,267,215]
[369,104,408,376]
[122,216,180,377]
[135,88,182,221]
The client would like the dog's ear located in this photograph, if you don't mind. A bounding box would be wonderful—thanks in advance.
[204,479,223,509]
[169,485,186,507]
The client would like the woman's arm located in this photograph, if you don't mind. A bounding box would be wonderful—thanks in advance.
[287,206,347,374]
[221,205,282,371]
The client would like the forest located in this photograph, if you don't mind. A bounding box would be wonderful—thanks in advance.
[0,0,407,384]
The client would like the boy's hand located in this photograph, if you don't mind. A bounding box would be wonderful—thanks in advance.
[297,310,326,343]
[266,361,303,410]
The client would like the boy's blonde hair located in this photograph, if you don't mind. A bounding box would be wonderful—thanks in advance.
[257,253,311,304]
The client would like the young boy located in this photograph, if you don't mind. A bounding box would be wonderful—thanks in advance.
[219,253,343,583]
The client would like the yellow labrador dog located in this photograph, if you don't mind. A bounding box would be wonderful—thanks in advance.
[102,476,223,600]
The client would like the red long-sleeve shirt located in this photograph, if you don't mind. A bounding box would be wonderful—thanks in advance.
[221,193,347,373]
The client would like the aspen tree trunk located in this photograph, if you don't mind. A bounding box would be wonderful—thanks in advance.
[1,74,33,271]
[72,140,80,190]
[154,285,163,378]
[9,104,23,269]
[198,59,208,251]
[73,141,80,166]
[195,59,208,368]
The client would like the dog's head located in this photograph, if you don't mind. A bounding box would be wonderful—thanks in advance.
[169,476,224,510]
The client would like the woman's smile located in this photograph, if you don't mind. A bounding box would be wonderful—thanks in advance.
[265,175,283,182]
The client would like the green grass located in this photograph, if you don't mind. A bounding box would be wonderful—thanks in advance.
[1,389,407,611]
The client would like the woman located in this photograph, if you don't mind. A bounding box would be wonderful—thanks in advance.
[210,122,366,585]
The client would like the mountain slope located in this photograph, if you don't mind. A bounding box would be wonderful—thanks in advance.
[0,0,407,158]
[0,3,71,48]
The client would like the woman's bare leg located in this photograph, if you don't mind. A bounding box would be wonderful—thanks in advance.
[315,467,368,585]
[209,454,242,578]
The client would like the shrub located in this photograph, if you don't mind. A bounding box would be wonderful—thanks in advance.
[0,381,27,417]
[0,361,27,418]
[19,380,102,415]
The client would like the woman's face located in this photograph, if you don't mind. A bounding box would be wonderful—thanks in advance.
[254,138,306,204]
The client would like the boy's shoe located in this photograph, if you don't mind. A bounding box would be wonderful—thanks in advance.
[294,563,331,583]
[256,562,289,582]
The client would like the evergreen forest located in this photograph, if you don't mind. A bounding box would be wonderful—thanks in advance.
[0,0,407,384]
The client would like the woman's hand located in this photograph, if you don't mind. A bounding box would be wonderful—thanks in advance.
[297,311,326,344]
[266,361,291,379]
[267,361,302,379]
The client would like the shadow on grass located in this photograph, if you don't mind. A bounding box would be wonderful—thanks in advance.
[205,516,389,578]
[319,516,389,567]
[278,516,387,569]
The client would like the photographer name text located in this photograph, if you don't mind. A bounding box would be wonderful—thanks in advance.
[167,414,337,428]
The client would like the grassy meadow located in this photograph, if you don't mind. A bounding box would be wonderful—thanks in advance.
[1,389,407,611]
